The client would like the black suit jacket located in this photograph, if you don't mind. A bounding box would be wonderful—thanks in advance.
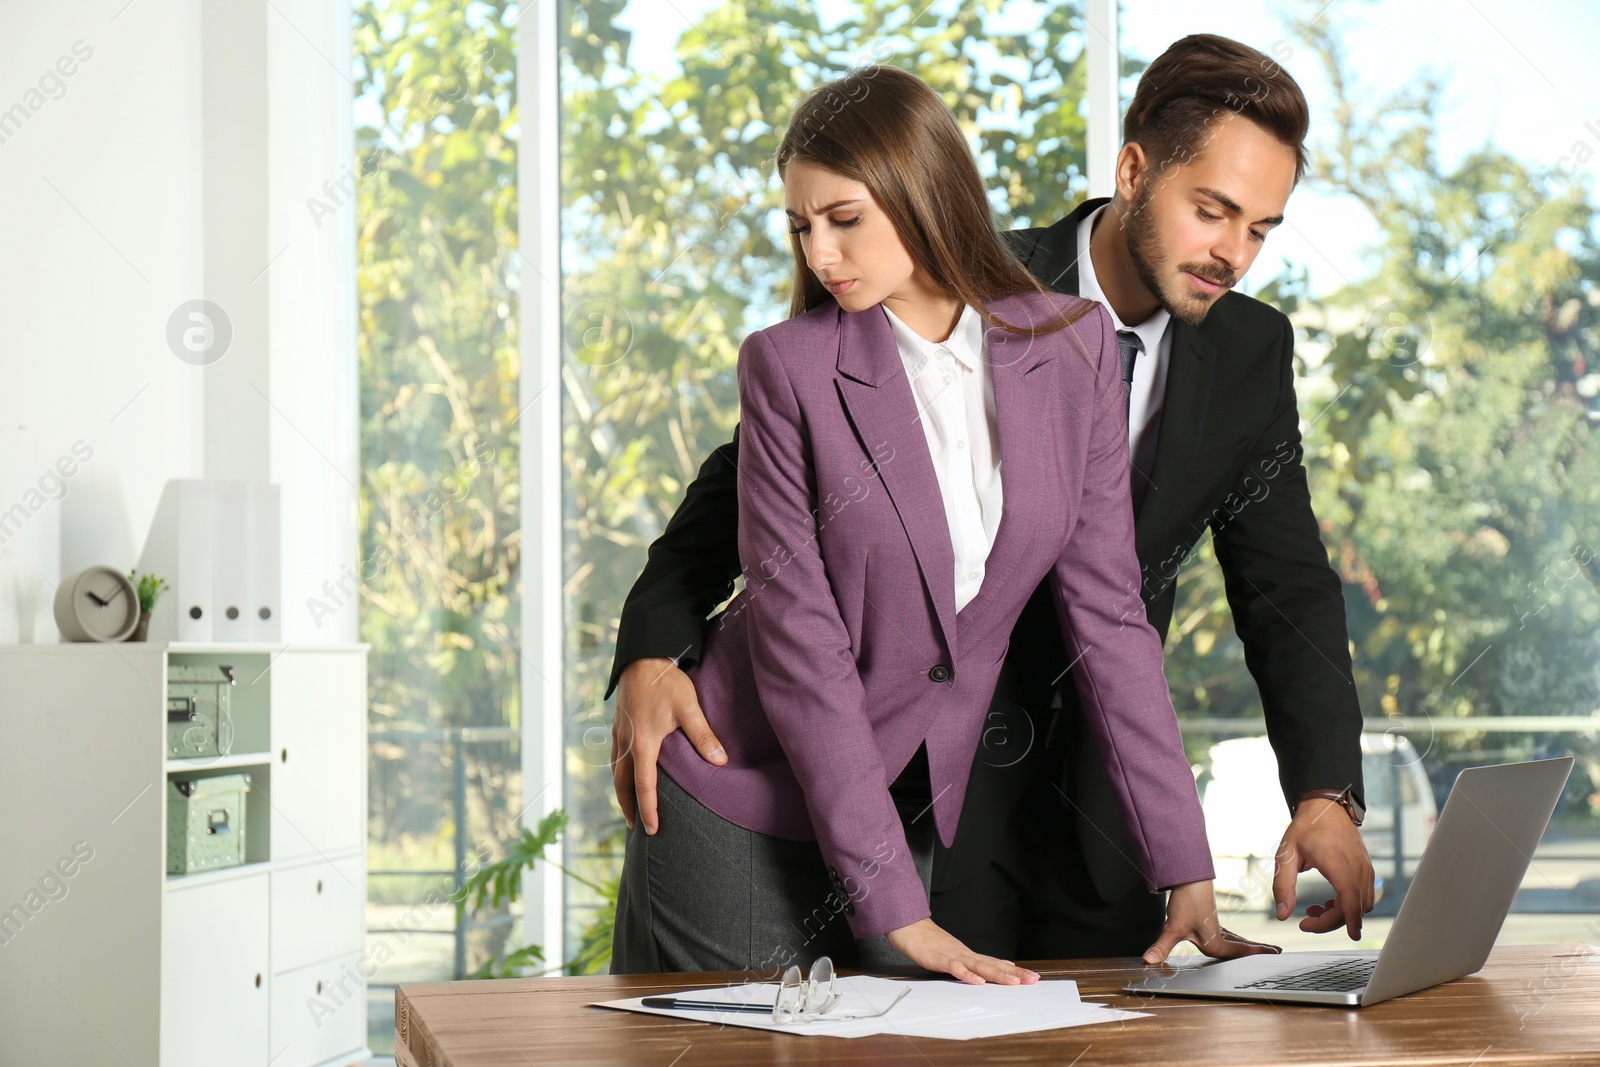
[607,197,1364,901]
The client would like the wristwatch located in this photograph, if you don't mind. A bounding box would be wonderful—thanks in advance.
[1293,787,1365,827]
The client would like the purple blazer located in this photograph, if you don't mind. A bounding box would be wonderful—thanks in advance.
[657,290,1215,939]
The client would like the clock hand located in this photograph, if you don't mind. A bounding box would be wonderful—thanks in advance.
[86,590,108,607]
[101,585,126,603]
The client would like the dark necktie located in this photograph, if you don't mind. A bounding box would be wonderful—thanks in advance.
[1116,330,1140,430]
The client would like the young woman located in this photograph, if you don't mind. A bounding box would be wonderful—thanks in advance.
[611,65,1276,983]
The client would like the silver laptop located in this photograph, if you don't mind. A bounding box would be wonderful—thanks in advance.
[1124,756,1573,1007]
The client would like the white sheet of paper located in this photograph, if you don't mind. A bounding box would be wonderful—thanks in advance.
[594,975,1153,1040]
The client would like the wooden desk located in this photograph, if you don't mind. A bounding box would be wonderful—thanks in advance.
[395,944,1600,1066]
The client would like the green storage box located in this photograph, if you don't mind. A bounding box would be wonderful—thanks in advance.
[167,663,236,759]
[167,774,250,875]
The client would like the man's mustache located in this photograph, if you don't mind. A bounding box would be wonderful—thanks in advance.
[1178,262,1237,289]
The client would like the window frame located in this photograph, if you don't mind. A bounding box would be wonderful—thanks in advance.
[517,0,567,968]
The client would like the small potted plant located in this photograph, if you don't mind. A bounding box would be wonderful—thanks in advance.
[126,570,168,642]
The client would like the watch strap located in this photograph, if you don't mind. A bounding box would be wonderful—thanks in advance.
[1294,787,1365,827]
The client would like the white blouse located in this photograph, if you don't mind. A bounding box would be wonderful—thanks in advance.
[882,303,1003,613]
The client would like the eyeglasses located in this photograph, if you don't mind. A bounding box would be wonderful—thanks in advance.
[771,956,910,1025]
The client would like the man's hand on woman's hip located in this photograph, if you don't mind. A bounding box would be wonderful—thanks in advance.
[611,657,727,834]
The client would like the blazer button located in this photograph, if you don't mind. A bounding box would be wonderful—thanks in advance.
[929,664,952,683]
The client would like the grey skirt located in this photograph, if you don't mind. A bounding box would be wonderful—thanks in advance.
[611,765,936,976]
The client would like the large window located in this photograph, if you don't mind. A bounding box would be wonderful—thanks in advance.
[354,1,523,1053]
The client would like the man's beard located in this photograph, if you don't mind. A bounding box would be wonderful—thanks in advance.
[1123,181,1237,326]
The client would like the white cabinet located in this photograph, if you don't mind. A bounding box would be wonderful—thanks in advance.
[272,856,365,974]
[163,874,271,1067]
[271,654,365,860]
[0,643,370,1067]
[272,954,366,1067]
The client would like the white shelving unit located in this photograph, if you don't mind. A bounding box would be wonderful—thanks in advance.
[0,642,369,1067]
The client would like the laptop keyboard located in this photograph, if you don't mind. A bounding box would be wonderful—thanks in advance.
[1239,957,1378,993]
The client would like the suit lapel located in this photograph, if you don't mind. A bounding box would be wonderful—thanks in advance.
[835,304,961,658]
[1021,197,1106,296]
[1137,321,1217,539]
[963,298,1058,620]
[1023,199,1220,534]
[831,294,1070,654]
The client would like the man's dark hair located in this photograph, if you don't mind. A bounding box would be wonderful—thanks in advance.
[1123,34,1310,183]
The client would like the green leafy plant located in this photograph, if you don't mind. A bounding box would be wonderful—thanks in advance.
[453,808,620,977]
[128,570,169,614]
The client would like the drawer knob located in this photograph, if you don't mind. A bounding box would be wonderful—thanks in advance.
[316,879,323,894]
[316,980,323,995]
[281,748,288,763]
[254,973,261,989]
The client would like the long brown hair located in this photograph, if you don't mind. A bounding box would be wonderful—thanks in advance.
[776,65,1086,337]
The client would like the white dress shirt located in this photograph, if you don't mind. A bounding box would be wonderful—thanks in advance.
[882,303,1002,613]
[1077,204,1173,508]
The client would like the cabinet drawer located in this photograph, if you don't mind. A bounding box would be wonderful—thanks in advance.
[162,873,270,1067]
[272,856,364,974]
[271,953,366,1067]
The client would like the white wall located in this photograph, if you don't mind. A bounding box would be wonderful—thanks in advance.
[0,0,357,645]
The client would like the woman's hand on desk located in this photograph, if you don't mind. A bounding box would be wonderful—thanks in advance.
[612,657,727,834]
[1142,880,1282,965]
[886,918,1042,985]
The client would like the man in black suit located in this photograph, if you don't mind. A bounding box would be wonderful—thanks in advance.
[606,34,1374,964]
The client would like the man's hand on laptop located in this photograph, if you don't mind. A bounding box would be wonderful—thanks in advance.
[1143,880,1282,964]
[611,657,727,835]
[1273,798,1377,939]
